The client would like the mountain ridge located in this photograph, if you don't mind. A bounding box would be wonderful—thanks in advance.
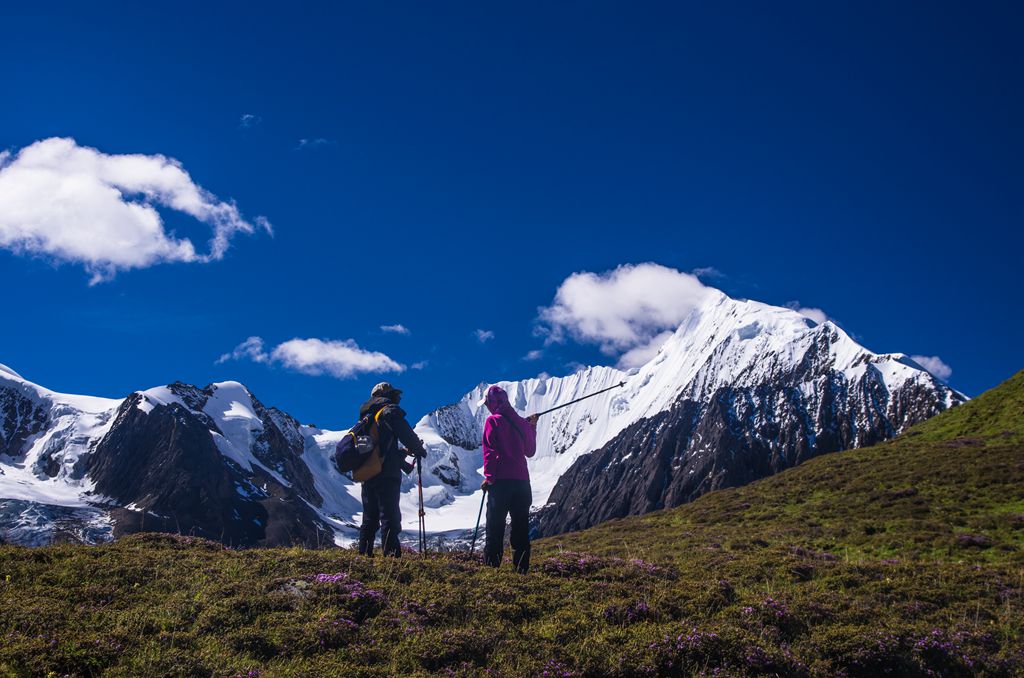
[0,291,965,546]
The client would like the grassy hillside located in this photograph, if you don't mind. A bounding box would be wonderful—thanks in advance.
[1,372,1022,677]
[552,370,1024,565]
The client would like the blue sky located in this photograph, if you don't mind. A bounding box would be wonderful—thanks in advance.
[0,2,1020,426]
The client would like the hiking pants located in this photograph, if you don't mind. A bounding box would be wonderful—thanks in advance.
[359,477,402,557]
[484,479,532,573]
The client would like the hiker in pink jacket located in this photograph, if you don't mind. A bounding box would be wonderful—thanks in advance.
[481,385,538,573]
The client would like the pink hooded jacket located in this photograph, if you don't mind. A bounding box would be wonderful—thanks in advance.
[482,385,537,483]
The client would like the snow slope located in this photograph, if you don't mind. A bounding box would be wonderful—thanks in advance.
[0,366,120,507]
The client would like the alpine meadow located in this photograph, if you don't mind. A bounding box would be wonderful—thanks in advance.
[1,371,1022,675]
[1,3,1021,677]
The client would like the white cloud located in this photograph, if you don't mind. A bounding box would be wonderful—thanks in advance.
[538,263,711,360]
[785,301,829,325]
[219,336,404,379]
[691,266,724,280]
[475,329,495,343]
[523,349,544,361]
[238,113,262,129]
[295,138,336,150]
[911,355,952,381]
[0,137,270,284]
[272,339,404,378]
[217,336,269,364]
[615,331,675,369]
[411,360,429,370]
[381,324,410,335]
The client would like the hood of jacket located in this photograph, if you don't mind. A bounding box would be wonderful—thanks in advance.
[484,385,514,415]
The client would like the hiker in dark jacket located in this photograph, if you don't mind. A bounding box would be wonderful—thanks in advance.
[481,385,538,573]
[358,382,427,557]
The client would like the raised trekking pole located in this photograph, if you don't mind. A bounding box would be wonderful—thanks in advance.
[469,485,487,555]
[533,381,627,418]
[416,456,426,555]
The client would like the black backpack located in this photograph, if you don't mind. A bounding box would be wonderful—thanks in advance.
[333,407,388,482]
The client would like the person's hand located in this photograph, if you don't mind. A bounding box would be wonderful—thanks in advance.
[527,413,539,426]
[481,479,490,491]
[405,447,427,459]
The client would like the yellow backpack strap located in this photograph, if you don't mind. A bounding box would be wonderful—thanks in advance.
[372,407,390,439]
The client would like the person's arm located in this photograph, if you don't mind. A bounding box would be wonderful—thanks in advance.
[384,407,428,459]
[521,414,537,459]
[481,416,496,485]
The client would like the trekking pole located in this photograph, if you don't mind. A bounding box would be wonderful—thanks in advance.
[469,486,487,555]
[533,381,626,417]
[416,456,426,555]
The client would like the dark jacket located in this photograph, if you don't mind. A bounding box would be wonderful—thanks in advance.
[359,396,427,480]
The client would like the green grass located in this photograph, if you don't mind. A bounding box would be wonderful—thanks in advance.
[911,370,1024,443]
[2,371,1023,676]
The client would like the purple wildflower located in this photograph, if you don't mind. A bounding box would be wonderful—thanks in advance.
[603,600,657,624]
[540,659,574,677]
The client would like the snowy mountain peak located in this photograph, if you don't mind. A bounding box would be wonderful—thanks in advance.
[0,362,120,414]
[412,291,965,536]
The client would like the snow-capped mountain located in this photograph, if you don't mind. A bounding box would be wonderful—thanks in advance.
[0,362,120,545]
[0,365,357,546]
[0,290,964,547]
[412,291,965,537]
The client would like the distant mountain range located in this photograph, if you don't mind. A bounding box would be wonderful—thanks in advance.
[0,290,964,546]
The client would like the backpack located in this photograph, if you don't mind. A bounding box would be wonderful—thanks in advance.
[333,407,388,482]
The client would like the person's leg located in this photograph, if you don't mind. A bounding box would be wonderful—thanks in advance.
[379,478,403,557]
[509,481,532,574]
[484,481,510,567]
[358,482,380,556]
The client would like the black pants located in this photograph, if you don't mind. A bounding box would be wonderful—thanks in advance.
[484,479,532,573]
[359,477,402,557]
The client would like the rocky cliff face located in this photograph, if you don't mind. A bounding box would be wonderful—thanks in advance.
[87,393,320,546]
[88,385,338,547]
[0,386,49,459]
[535,360,960,536]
